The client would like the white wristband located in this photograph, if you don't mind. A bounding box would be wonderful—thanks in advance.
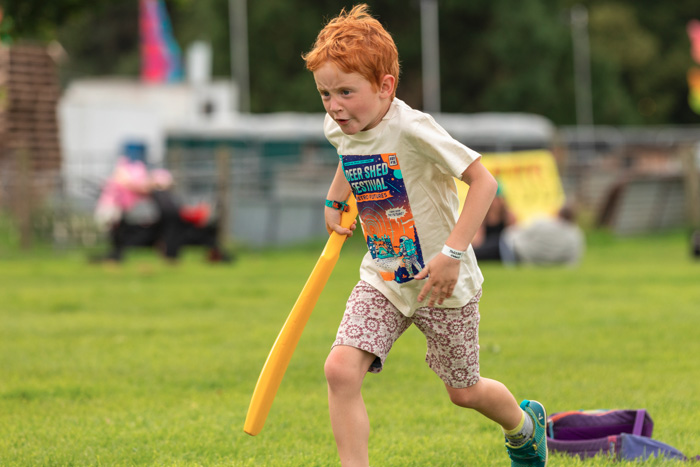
[441,244,466,260]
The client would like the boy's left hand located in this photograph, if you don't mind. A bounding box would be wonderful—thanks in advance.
[325,206,357,237]
[414,254,460,306]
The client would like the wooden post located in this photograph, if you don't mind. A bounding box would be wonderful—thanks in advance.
[215,145,231,246]
[682,144,700,229]
[2,44,62,249]
[681,144,700,258]
[14,145,33,249]
[168,144,185,190]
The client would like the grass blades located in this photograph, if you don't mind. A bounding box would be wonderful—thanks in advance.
[1,231,698,466]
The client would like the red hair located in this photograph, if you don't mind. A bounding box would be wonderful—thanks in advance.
[303,4,400,97]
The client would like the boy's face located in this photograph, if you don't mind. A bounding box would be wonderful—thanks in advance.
[313,62,394,135]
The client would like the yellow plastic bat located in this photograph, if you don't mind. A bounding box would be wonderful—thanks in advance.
[244,195,358,436]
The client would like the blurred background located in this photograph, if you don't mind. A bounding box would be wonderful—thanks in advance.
[1,0,699,252]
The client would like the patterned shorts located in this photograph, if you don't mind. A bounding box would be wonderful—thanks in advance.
[332,280,482,388]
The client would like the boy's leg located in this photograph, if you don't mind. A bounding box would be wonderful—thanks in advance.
[327,280,412,466]
[445,378,522,429]
[324,345,377,467]
[446,381,548,466]
[412,294,547,465]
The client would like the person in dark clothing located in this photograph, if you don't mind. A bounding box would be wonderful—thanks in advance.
[98,167,231,263]
[471,186,516,261]
[149,183,229,262]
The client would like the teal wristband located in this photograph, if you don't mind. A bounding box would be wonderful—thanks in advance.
[325,199,349,212]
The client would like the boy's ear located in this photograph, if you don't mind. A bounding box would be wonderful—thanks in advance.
[379,74,396,97]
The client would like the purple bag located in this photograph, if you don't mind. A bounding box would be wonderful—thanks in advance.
[547,409,695,461]
[619,433,689,461]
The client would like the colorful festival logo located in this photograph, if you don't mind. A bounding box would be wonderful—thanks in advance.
[341,153,424,283]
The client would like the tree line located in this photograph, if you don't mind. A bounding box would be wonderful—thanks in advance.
[2,0,698,125]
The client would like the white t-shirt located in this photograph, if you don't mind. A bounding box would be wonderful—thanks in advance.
[324,98,484,317]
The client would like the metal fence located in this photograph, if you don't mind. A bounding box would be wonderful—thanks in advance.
[2,124,700,250]
[163,138,340,246]
[556,126,700,235]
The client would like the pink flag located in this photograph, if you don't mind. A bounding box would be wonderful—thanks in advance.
[688,20,700,64]
[140,0,183,83]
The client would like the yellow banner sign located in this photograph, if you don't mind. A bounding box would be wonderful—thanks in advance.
[457,150,565,224]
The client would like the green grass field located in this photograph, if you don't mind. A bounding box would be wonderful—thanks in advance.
[1,230,699,466]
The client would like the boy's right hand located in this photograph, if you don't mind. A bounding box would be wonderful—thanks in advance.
[325,207,357,237]
[414,253,460,306]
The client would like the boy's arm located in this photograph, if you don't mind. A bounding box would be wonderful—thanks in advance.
[325,161,357,236]
[415,158,497,306]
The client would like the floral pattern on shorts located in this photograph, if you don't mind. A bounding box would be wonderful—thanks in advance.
[333,281,481,388]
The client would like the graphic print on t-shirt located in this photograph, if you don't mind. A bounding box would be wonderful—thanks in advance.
[341,153,424,283]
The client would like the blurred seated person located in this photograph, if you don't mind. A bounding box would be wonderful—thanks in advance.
[471,184,517,261]
[500,204,585,266]
[94,160,231,263]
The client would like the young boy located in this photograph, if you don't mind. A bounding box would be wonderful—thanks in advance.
[303,5,547,466]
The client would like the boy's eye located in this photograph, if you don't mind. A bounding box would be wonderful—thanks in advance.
[341,89,351,96]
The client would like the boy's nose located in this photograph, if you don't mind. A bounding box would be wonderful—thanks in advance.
[328,96,342,113]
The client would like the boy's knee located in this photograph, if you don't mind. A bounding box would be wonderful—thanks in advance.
[324,347,371,390]
[324,353,356,389]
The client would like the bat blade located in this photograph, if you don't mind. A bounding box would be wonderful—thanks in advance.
[244,196,358,436]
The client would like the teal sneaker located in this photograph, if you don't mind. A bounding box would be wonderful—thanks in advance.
[505,399,548,466]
